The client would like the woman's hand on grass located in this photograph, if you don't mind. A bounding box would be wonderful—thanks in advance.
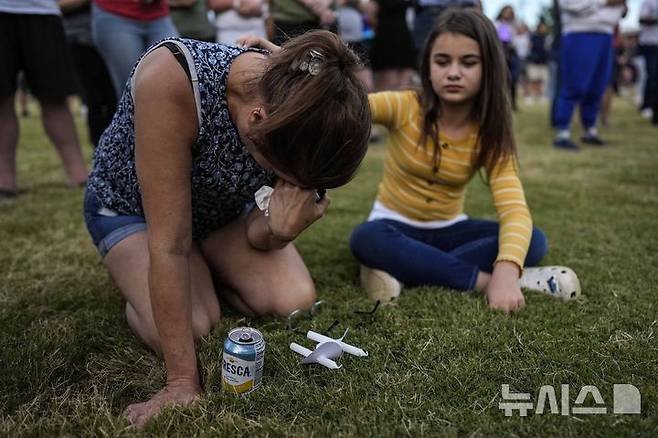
[485,261,525,313]
[124,379,201,428]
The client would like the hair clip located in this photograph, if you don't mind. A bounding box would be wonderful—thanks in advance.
[290,49,325,76]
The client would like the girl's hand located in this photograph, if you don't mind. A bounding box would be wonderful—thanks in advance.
[267,180,329,241]
[124,379,201,428]
[235,35,282,54]
[485,262,526,313]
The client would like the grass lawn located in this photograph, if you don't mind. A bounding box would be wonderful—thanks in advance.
[1,98,657,437]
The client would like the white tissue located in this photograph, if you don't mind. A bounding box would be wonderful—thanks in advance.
[254,185,274,213]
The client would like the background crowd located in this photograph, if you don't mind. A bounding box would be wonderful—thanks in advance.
[1,0,657,197]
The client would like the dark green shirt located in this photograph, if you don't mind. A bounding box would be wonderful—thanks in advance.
[170,0,216,41]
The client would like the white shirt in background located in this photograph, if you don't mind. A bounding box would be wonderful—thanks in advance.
[559,0,624,34]
[215,3,267,46]
[639,0,658,46]
[0,0,60,15]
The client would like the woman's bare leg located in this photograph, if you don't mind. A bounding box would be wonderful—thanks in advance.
[103,231,220,353]
[200,215,316,317]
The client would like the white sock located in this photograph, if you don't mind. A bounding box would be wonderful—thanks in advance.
[557,130,570,140]
[587,126,598,137]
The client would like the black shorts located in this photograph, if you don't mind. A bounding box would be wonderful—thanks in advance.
[0,12,77,98]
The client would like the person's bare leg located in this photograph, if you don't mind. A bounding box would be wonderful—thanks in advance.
[0,95,19,192]
[103,231,221,354]
[38,96,88,186]
[201,216,316,317]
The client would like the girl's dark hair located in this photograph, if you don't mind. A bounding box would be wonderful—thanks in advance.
[417,8,516,176]
[496,5,515,21]
[250,30,371,189]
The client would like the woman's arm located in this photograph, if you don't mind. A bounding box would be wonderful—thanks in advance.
[126,47,201,426]
[246,180,329,250]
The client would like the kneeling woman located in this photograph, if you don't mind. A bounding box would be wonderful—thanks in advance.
[83,31,370,425]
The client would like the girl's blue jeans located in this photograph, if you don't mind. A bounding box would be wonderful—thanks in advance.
[350,219,548,291]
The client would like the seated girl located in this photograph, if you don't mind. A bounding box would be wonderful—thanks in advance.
[350,9,581,311]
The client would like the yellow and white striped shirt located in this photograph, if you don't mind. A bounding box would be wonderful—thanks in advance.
[369,90,533,269]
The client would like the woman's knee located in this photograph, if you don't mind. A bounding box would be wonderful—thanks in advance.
[255,275,316,318]
[526,227,549,266]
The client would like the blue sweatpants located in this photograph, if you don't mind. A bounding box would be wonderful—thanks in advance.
[554,33,613,130]
[350,219,548,291]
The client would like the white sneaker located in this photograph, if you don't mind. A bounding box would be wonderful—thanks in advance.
[641,108,653,119]
[519,266,581,301]
[360,265,401,303]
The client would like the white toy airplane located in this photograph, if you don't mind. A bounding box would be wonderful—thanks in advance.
[290,328,368,370]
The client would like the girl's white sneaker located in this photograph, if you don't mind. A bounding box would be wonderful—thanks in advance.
[519,266,581,301]
[360,265,401,303]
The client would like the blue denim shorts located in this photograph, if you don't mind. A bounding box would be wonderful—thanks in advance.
[83,188,146,258]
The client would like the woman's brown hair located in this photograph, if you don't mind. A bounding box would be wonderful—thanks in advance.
[250,30,371,189]
[417,8,516,176]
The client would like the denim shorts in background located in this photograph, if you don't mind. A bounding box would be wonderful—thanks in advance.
[83,188,146,258]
